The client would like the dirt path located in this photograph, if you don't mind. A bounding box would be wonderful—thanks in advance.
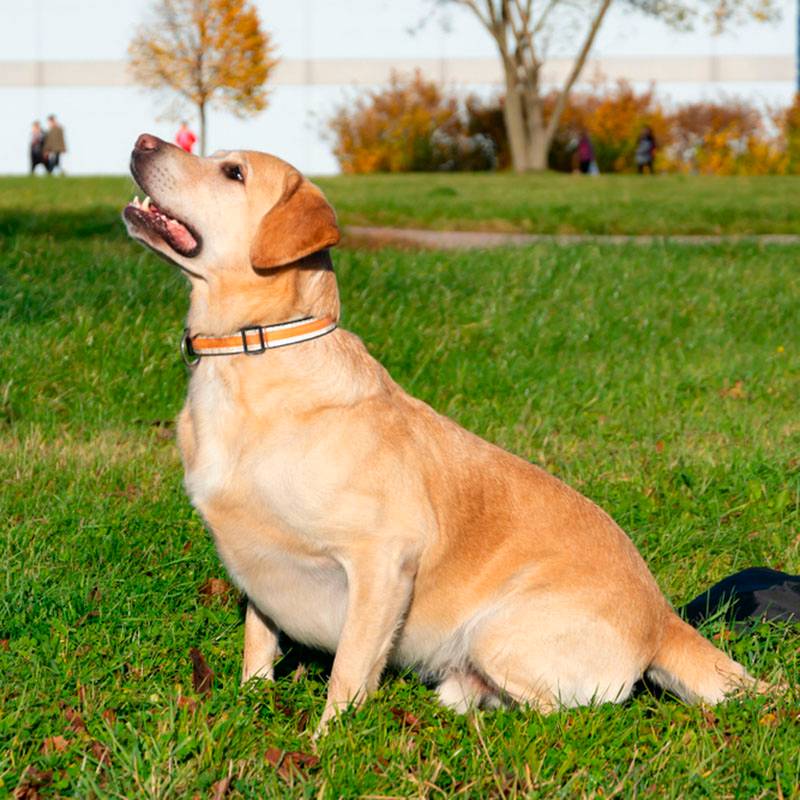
[345,225,800,249]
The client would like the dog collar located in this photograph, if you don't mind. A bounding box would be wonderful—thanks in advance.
[180,316,337,365]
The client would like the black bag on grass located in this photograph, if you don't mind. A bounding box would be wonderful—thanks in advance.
[681,567,800,626]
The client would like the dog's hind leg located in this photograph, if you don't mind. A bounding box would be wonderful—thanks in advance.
[468,601,641,712]
[436,670,501,712]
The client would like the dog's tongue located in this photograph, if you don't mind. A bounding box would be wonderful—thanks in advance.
[166,218,197,251]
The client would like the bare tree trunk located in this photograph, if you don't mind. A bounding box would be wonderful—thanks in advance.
[525,92,548,170]
[455,0,614,173]
[502,68,529,172]
[502,63,549,172]
[198,101,207,156]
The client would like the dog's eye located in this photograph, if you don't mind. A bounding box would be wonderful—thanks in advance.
[223,164,244,182]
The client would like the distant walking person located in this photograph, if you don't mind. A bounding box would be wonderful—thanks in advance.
[43,114,67,174]
[30,121,46,174]
[635,126,657,174]
[576,131,596,175]
[175,121,197,153]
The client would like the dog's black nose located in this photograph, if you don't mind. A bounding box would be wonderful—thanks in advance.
[135,133,161,152]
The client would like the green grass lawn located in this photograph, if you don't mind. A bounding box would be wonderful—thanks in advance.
[315,172,800,236]
[1,176,799,797]
[3,172,800,236]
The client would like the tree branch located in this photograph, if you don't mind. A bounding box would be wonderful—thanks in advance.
[532,0,560,35]
[454,0,495,30]
[545,0,612,142]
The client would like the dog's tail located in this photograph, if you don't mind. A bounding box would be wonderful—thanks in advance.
[646,613,768,703]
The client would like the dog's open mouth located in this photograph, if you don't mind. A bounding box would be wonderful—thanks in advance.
[123,194,201,257]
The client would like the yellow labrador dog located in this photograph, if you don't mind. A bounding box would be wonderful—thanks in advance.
[123,134,763,728]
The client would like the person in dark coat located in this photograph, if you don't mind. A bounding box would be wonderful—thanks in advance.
[635,126,656,174]
[30,120,46,174]
[43,114,67,174]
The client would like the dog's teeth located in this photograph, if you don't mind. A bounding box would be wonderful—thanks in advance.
[132,195,140,207]
[142,196,151,211]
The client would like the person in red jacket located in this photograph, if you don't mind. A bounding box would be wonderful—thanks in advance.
[175,121,197,153]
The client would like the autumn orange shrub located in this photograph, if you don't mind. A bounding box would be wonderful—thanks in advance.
[665,99,786,175]
[781,93,800,175]
[328,71,463,173]
[330,75,794,175]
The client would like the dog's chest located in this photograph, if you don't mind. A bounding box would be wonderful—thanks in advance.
[178,372,350,649]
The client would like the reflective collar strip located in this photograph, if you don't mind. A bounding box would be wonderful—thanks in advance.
[184,316,337,358]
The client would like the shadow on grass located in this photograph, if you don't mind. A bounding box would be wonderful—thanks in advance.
[275,635,334,680]
[0,207,127,241]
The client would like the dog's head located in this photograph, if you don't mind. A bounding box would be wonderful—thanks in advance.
[122,134,340,277]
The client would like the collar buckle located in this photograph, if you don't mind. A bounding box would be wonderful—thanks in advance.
[180,329,200,366]
[240,325,267,355]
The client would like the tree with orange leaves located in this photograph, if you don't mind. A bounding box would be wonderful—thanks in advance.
[129,0,277,156]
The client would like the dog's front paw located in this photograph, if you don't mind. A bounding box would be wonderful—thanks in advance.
[241,662,275,685]
[313,699,351,739]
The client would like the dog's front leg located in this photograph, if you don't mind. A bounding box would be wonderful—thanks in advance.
[318,547,416,731]
[242,600,280,683]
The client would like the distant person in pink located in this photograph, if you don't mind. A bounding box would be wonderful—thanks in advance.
[175,121,197,153]
[576,131,595,174]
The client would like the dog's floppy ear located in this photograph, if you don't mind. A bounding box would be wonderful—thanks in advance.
[250,171,340,269]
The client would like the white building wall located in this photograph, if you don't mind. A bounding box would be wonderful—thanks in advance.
[0,0,794,175]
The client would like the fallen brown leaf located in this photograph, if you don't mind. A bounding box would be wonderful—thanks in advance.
[112,484,141,501]
[273,696,293,718]
[655,440,665,453]
[42,736,70,754]
[87,586,101,604]
[155,426,174,441]
[210,776,232,799]
[101,708,117,724]
[719,380,746,399]
[0,639,9,650]
[74,609,100,627]
[90,741,111,767]
[63,706,88,735]
[123,662,144,678]
[265,749,320,781]
[190,648,214,696]
[285,751,319,769]
[199,577,233,604]
[372,756,390,775]
[13,767,54,799]
[700,708,718,728]
[178,694,199,713]
[390,707,422,731]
